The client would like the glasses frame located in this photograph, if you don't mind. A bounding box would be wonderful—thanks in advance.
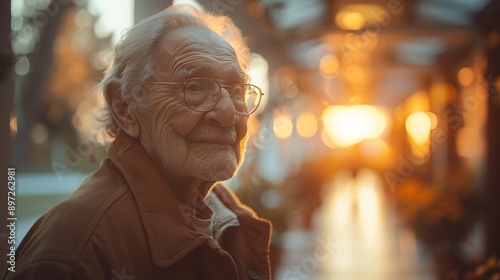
[146,77,264,116]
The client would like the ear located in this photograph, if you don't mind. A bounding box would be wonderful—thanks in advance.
[105,79,141,138]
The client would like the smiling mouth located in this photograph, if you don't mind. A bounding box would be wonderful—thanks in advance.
[188,129,239,145]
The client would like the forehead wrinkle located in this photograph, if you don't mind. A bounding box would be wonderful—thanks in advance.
[161,39,233,66]
[158,27,243,81]
[173,62,245,82]
[155,38,197,80]
[170,56,244,81]
[161,50,240,81]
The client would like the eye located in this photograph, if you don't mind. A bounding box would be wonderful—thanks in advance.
[185,81,204,91]
[231,85,243,96]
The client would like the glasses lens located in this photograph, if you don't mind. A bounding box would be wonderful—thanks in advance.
[184,78,219,111]
[231,84,260,115]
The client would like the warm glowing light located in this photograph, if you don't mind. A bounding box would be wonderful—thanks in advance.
[430,80,456,106]
[248,116,260,138]
[322,105,388,147]
[68,62,88,84]
[336,11,365,30]
[406,112,431,144]
[328,171,355,229]
[356,169,383,238]
[296,112,317,138]
[273,109,293,139]
[360,139,392,169]
[427,112,438,129]
[403,98,436,162]
[323,169,393,277]
[363,106,387,138]
[248,53,269,115]
[456,127,474,158]
[406,112,434,162]
[345,65,365,84]
[343,33,379,51]
[405,91,429,114]
[321,129,338,149]
[10,115,18,134]
[349,50,370,64]
[457,67,475,87]
[335,4,385,31]
[319,55,339,79]
[324,107,364,146]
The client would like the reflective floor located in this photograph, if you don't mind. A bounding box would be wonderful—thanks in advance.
[275,169,435,280]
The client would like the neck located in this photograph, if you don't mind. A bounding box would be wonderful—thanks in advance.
[166,174,216,209]
[139,138,216,207]
[172,176,216,219]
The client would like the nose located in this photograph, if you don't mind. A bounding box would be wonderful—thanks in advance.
[204,87,240,127]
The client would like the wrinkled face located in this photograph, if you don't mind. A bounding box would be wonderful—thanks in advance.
[136,25,248,183]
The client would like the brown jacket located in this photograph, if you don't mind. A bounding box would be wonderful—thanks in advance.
[6,133,272,280]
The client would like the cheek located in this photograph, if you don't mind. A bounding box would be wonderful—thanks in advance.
[145,95,202,137]
[170,111,205,137]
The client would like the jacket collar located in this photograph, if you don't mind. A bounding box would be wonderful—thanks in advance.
[107,131,212,268]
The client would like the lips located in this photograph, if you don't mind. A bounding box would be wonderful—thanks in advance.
[189,132,237,145]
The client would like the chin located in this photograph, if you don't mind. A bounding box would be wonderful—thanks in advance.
[193,155,239,182]
[206,169,237,182]
[186,139,247,182]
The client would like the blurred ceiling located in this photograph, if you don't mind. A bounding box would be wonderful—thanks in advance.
[191,0,498,106]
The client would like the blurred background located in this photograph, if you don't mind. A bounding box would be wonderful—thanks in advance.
[1,0,500,279]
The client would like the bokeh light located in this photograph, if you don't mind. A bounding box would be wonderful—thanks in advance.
[406,112,431,144]
[248,53,269,115]
[322,105,388,147]
[274,108,293,139]
[30,123,49,144]
[10,115,18,135]
[336,11,365,30]
[457,67,475,87]
[296,112,318,138]
[405,91,429,114]
[14,56,30,75]
[320,54,339,79]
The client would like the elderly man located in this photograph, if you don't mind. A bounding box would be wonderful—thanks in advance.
[6,4,272,280]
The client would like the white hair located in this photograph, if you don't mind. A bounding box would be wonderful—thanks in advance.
[95,4,250,143]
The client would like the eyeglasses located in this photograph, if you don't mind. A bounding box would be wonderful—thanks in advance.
[146,77,264,116]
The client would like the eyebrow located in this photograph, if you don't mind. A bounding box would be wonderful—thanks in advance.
[174,66,204,80]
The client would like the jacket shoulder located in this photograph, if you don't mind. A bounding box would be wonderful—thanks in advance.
[13,159,135,274]
[5,259,86,280]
